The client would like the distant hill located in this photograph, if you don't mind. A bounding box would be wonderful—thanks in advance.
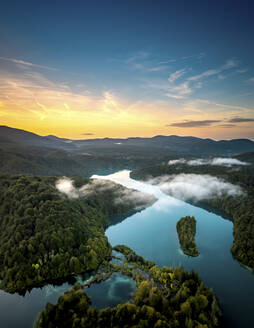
[235,152,254,163]
[0,126,75,150]
[1,126,254,156]
[69,134,254,155]
[0,126,254,177]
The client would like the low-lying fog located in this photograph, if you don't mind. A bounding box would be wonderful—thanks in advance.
[55,176,155,209]
[92,170,243,203]
[168,157,248,167]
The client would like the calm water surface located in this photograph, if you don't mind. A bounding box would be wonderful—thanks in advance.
[0,170,253,327]
[93,170,254,328]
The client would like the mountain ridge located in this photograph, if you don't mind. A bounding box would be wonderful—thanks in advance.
[1,125,254,156]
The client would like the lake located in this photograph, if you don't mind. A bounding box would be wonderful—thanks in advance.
[0,170,253,327]
[94,170,254,328]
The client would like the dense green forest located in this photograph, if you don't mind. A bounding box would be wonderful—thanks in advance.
[0,175,154,293]
[0,134,179,178]
[177,217,199,257]
[131,162,254,270]
[235,152,254,164]
[36,245,221,328]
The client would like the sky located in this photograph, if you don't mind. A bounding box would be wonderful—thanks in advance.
[0,0,254,140]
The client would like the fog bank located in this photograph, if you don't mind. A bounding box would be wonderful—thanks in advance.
[55,176,155,209]
[168,157,248,167]
[150,174,243,202]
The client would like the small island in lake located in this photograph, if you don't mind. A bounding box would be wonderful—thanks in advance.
[176,216,199,257]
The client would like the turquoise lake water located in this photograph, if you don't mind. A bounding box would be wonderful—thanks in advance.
[0,170,253,327]
[94,170,254,328]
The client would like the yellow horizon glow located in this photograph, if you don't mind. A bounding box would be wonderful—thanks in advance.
[0,70,253,140]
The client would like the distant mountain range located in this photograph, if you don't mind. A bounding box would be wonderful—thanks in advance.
[0,125,253,177]
[1,125,254,155]
[0,126,74,149]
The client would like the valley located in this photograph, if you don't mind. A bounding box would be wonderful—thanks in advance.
[0,126,254,327]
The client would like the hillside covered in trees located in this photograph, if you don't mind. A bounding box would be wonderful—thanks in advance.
[177,216,199,257]
[131,162,254,270]
[0,175,155,293]
[36,246,221,328]
[1,126,254,178]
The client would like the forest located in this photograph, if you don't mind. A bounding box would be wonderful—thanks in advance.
[176,217,199,257]
[0,175,154,293]
[130,162,254,270]
[36,245,221,328]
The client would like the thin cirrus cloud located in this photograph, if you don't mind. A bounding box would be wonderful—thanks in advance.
[0,66,178,137]
[188,59,238,81]
[148,65,169,72]
[219,124,236,128]
[123,51,150,64]
[247,77,254,83]
[236,69,248,74]
[1,50,253,138]
[167,117,254,128]
[167,120,221,127]
[0,69,127,123]
[168,69,186,83]
[228,117,254,123]
[166,82,192,99]
[163,59,239,100]
[0,56,57,71]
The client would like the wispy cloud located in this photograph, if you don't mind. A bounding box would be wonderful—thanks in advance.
[188,59,238,81]
[182,52,206,60]
[124,51,150,64]
[158,59,176,65]
[148,65,168,72]
[149,58,242,100]
[218,124,236,128]
[196,99,253,113]
[158,52,205,65]
[247,77,254,83]
[166,82,192,99]
[167,116,254,128]
[236,69,248,73]
[82,133,95,135]
[167,119,220,127]
[0,67,175,136]
[228,117,254,123]
[0,69,125,121]
[168,69,186,83]
[0,56,58,71]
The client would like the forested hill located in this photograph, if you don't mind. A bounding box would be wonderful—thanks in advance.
[235,151,254,164]
[1,125,254,155]
[0,125,75,149]
[1,126,254,178]
[0,175,155,293]
[130,163,254,271]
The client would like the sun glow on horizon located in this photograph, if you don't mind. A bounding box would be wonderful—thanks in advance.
[0,59,253,140]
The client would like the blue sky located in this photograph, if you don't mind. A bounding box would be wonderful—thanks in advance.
[0,0,254,139]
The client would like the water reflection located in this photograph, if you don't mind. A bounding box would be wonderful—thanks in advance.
[0,170,253,328]
[85,273,136,309]
[93,170,254,328]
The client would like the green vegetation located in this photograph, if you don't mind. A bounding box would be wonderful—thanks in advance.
[131,163,254,270]
[177,217,199,257]
[235,151,254,164]
[36,246,221,328]
[0,175,154,293]
[0,133,178,178]
[3,126,254,179]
